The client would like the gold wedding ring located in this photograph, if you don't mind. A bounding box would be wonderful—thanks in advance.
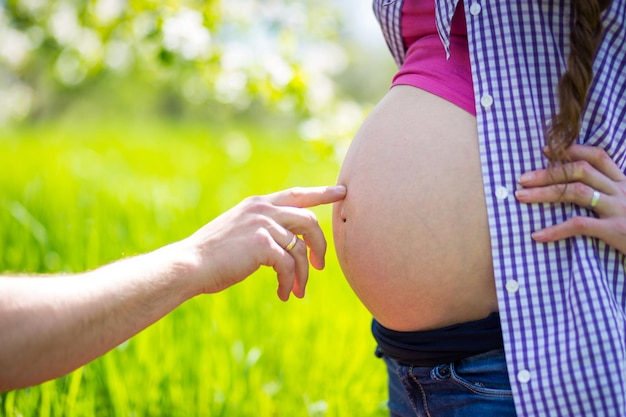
[284,234,298,251]
[589,190,601,209]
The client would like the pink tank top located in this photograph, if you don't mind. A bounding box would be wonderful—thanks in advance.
[392,0,475,116]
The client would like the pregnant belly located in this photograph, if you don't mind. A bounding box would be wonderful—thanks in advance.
[332,86,497,331]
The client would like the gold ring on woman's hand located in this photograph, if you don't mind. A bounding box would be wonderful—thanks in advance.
[589,190,601,210]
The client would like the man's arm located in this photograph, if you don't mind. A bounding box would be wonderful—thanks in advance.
[0,185,346,391]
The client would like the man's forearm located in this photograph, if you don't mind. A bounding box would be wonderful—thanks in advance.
[0,245,195,391]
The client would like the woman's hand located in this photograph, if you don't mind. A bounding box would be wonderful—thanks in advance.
[178,185,347,301]
[515,144,626,254]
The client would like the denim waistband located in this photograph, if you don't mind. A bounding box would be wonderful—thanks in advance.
[372,312,504,367]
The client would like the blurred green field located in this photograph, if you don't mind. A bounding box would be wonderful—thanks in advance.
[0,121,388,417]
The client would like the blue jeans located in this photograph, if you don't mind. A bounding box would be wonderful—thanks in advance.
[381,349,516,417]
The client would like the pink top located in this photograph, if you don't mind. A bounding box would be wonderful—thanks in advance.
[392,0,475,116]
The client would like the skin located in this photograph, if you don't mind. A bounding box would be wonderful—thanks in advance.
[516,144,626,254]
[333,86,497,332]
[0,185,346,392]
[332,87,625,334]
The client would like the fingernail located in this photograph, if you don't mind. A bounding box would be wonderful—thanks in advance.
[519,172,534,184]
[531,230,545,240]
[515,189,529,199]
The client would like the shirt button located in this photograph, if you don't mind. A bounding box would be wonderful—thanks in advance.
[506,280,520,294]
[495,186,509,200]
[517,369,531,383]
[480,93,494,108]
[469,3,482,15]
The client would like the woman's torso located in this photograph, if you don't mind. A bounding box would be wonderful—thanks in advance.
[332,0,497,332]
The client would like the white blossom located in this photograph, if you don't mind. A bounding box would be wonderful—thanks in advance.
[0,27,32,68]
[162,8,211,60]
[94,0,126,25]
[48,3,81,45]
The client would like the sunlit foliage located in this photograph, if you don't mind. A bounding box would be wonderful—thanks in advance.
[0,0,365,142]
[0,122,388,417]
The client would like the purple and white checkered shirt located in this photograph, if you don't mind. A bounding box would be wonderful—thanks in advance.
[373,0,626,415]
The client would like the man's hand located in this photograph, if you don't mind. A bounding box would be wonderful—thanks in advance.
[178,185,347,300]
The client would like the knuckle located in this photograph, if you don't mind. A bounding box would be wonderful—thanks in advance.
[571,160,592,179]
[618,198,626,214]
[568,182,588,199]
[246,214,273,231]
[243,195,270,212]
[291,240,307,256]
[285,187,305,201]
[558,182,585,203]
[614,219,626,237]
[252,228,273,246]
[282,254,296,270]
[301,211,319,227]
[591,147,611,165]
[570,216,589,233]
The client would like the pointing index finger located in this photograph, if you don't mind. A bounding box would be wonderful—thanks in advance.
[268,186,347,208]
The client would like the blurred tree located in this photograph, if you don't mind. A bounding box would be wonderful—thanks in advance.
[0,0,370,143]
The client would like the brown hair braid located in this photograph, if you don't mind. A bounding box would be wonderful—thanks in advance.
[546,0,612,165]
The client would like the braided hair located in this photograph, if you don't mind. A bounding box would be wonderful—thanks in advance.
[546,0,612,164]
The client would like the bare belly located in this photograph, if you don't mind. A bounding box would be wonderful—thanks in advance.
[332,85,497,331]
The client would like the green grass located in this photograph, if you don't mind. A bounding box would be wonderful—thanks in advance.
[0,120,388,417]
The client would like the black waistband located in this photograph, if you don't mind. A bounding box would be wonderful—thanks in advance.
[372,312,503,367]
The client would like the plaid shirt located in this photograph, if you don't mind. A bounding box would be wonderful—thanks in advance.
[373,0,626,415]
